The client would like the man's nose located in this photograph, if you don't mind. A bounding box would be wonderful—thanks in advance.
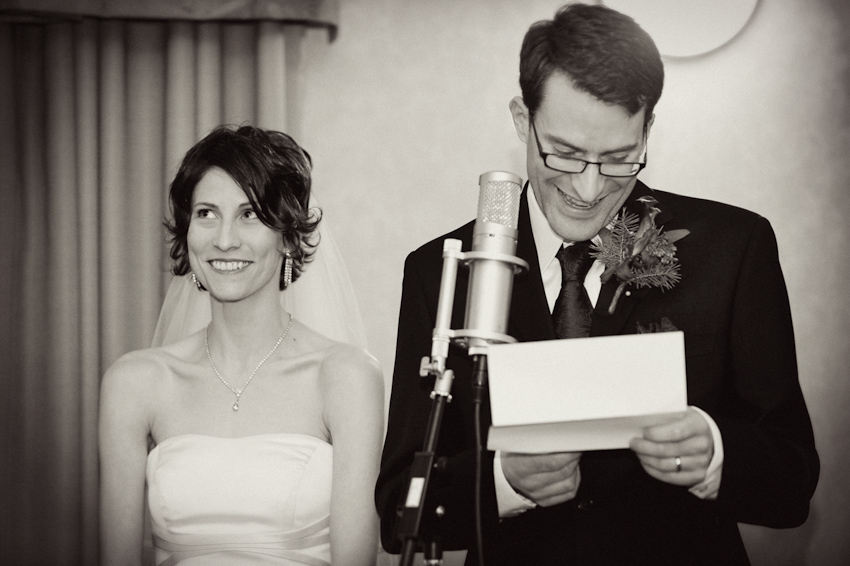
[571,163,605,203]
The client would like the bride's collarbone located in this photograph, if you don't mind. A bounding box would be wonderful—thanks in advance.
[167,343,327,380]
[150,375,328,443]
[171,357,324,396]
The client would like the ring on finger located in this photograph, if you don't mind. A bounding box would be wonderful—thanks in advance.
[674,456,682,473]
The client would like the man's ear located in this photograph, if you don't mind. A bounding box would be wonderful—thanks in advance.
[509,96,530,144]
[645,112,656,138]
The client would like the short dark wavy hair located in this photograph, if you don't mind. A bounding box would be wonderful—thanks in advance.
[165,125,321,290]
[519,3,664,125]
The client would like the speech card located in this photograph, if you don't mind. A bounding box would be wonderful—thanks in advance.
[486,331,687,453]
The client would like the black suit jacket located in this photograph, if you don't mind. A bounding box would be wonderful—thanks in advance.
[376,182,819,565]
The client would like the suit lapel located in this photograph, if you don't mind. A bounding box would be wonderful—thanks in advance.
[509,186,556,342]
[591,281,650,336]
[591,181,673,337]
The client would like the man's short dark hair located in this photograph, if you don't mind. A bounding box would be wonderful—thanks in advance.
[166,125,320,289]
[519,3,664,124]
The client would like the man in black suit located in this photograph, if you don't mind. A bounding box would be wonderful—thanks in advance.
[376,4,819,564]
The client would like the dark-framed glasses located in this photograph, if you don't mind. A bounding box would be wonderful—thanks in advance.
[531,118,647,178]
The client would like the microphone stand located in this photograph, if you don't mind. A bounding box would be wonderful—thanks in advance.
[396,238,529,566]
[397,367,453,566]
[470,353,487,566]
[397,240,463,566]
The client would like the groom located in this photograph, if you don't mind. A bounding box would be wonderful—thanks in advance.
[376,3,819,565]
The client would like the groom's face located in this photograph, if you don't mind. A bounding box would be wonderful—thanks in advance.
[511,72,650,243]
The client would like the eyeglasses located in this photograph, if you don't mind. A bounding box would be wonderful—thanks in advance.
[531,118,647,178]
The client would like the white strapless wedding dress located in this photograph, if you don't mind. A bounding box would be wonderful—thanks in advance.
[146,433,332,565]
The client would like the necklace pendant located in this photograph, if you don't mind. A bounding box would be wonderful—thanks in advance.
[205,316,292,418]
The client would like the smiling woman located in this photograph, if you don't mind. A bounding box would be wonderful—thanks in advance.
[98,125,385,566]
[166,127,320,293]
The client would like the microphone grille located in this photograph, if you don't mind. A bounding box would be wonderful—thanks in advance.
[477,171,522,229]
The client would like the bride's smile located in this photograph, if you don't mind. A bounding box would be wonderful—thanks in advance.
[209,259,252,272]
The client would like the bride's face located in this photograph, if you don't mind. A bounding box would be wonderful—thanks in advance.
[187,167,284,303]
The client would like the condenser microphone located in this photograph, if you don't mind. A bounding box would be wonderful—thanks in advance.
[404,171,525,566]
[462,171,523,355]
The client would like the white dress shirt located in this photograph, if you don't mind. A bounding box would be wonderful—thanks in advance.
[494,188,724,517]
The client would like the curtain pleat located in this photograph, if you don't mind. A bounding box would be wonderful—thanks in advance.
[223,24,258,125]
[18,24,51,560]
[195,23,223,138]
[282,24,307,143]
[258,21,288,131]
[163,22,196,293]
[1,16,306,564]
[0,22,21,560]
[75,23,103,566]
[125,21,166,348]
[45,20,84,562]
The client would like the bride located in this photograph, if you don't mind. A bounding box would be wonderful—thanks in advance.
[99,125,384,565]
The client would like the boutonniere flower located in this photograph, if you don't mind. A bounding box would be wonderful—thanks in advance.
[590,196,690,315]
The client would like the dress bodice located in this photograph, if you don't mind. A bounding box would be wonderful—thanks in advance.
[146,433,332,565]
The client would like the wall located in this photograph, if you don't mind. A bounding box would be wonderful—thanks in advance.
[297,0,850,563]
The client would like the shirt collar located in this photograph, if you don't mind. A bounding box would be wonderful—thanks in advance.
[527,185,568,275]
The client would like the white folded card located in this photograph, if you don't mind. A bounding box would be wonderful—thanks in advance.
[486,331,687,453]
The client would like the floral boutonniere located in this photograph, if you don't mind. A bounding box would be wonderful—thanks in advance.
[590,196,689,315]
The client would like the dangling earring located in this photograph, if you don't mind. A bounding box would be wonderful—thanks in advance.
[283,251,293,289]
[191,273,206,291]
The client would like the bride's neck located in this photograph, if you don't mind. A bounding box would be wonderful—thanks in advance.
[207,287,290,359]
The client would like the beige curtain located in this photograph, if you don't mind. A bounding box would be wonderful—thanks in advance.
[0,1,337,563]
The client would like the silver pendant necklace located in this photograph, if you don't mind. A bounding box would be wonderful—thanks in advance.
[204,315,293,411]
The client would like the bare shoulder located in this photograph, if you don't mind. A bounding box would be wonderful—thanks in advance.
[288,319,382,385]
[319,342,383,391]
[103,348,161,389]
[100,346,180,414]
[286,319,383,415]
[317,342,384,444]
[314,341,384,432]
[104,330,203,386]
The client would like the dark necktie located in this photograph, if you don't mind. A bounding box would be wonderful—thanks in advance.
[552,241,594,339]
